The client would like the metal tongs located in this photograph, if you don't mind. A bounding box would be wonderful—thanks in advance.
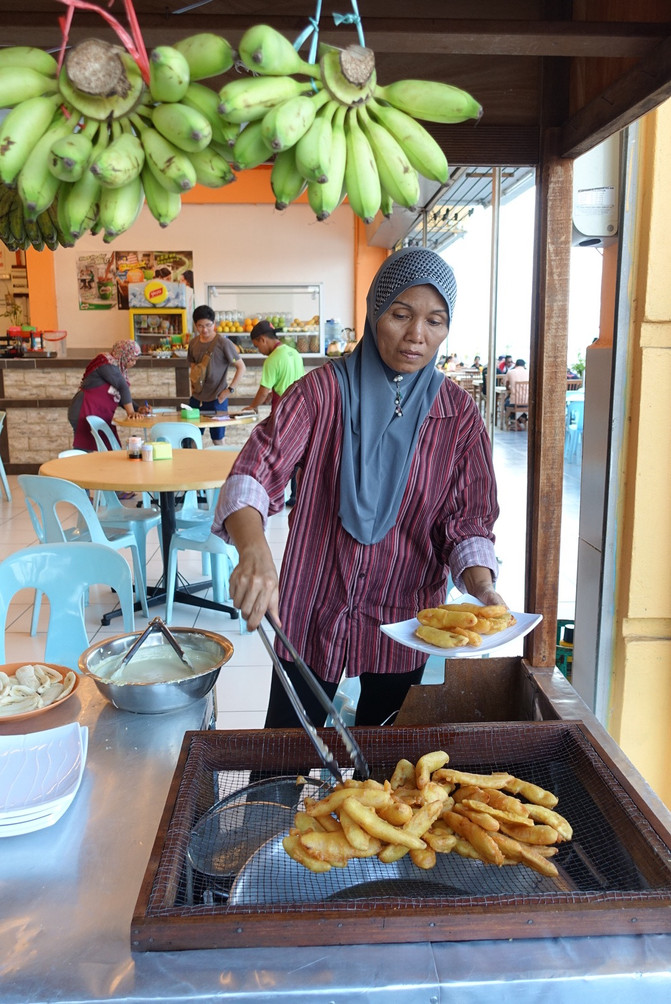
[110,616,196,680]
[258,613,370,784]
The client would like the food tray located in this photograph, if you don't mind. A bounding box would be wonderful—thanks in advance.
[132,723,671,951]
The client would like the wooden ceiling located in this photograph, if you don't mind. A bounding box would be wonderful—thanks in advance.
[2,1,671,164]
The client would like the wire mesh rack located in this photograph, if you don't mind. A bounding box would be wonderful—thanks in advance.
[132,723,671,950]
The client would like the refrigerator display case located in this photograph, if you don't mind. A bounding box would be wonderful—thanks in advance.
[205,283,323,355]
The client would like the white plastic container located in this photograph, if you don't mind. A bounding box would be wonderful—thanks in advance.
[42,330,67,357]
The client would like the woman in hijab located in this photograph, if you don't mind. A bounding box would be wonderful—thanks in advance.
[213,247,504,727]
[68,339,148,452]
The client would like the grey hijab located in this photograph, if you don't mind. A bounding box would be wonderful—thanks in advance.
[332,247,457,544]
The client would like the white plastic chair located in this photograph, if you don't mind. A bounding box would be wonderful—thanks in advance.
[148,422,203,450]
[0,541,135,668]
[0,411,12,501]
[17,474,150,618]
[564,398,585,463]
[148,423,214,541]
[86,415,122,451]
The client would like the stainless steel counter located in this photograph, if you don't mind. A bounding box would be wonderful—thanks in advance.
[1,673,671,1004]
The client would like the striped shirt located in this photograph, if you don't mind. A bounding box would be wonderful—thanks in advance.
[213,364,499,683]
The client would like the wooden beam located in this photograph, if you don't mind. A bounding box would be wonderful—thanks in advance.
[561,34,671,157]
[525,128,573,667]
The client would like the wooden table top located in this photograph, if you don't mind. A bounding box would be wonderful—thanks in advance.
[39,448,239,493]
[116,410,258,430]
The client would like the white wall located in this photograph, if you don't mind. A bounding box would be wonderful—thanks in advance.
[52,200,355,349]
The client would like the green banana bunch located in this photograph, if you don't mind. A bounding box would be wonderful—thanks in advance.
[357,106,420,211]
[320,46,376,107]
[260,89,329,153]
[0,46,58,77]
[23,213,45,251]
[90,123,145,189]
[99,174,144,242]
[295,99,337,183]
[374,79,482,124]
[343,108,381,224]
[17,113,74,220]
[188,145,235,188]
[218,75,310,124]
[57,49,146,122]
[307,105,347,221]
[48,119,99,183]
[379,186,394,219]
[151,101,212,153]
[140,165,182,228]
[271,146,307,210]
[231,120,273,171]
[0,93,63,185]
[173,33,235,80]
[182,82,240,147]
[134,117,197,193]
[0,66,59,107]
[366,99,448,184]
[149,46,191,104]
[238,24,320,79]
[35,205,60,250]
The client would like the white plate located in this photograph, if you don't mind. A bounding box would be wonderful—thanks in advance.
[381,595,542,658]
[0,723,88,821]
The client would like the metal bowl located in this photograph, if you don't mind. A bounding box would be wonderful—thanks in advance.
[78,627,234,714]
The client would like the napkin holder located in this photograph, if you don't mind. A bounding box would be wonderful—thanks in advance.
[181,406,200,420]
[152,441,173,461]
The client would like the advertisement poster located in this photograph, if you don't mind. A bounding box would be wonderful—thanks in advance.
[77,252,116,310]
[114,251,193,309]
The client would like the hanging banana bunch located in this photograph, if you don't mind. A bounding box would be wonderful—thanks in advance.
[0,30,239,250]
[224,23,482,222]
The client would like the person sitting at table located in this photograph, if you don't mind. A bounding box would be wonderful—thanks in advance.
[188,305,246,444]
[68,339,149,452]
[504,358,528,428]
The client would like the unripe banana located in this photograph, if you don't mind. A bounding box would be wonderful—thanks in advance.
[231,120,273,171]
[182,82,240,146]
[374,79,482,124]
[140,165,182,227]
[59,125,109,238]
[357,105,420,210]
[17,113,73,220]
[99,174,144,242]
[0,46,58,77]
[307,105,347,221]
[173,33,235,80]
[343,108,381,224]
[366,99,448,184]
[36,206,60,250]
[188,145,235,188]
[295,99,337,183]
[149,46,191,104]
[24,213,45,251]
[260,89,328,153]
[218,75,309,124]
[271,146,307,210]
[380,187,394,218]
[238,24,320,79]
[0,93,63,185]
[90,127,145,188]
[48,121,98,183]
[0,67,59,107]
[9,193,26,244]
[151,102,212,153]
[134,118,197,193]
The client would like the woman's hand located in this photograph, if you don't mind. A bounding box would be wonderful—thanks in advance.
[226,508,280,630]
[460,566,507,609]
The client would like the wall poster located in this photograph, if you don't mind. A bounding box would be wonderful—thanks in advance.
[76,251,193,311]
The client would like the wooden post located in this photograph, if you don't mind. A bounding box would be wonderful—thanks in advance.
[525,128,573,666]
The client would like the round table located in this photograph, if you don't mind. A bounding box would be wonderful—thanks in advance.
[39,449,239,622]
[116,410,258,430]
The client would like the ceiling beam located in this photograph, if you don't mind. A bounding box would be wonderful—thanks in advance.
[0,15,667,57]
[560,34,671,158]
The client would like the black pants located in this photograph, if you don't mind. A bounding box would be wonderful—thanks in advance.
[264,658,426,729]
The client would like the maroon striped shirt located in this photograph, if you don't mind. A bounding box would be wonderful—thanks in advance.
[214,364,499,683]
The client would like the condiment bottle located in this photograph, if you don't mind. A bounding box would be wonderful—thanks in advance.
[127,435,143,460]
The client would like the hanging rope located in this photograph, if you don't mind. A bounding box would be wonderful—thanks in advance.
[53,0,150,83]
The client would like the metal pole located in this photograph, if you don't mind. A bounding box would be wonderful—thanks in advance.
[487,168,501,441]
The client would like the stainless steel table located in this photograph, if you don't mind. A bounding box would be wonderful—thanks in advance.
[2,673,671,1004]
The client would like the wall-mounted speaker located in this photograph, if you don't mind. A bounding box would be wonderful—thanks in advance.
[572,133,621,248]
